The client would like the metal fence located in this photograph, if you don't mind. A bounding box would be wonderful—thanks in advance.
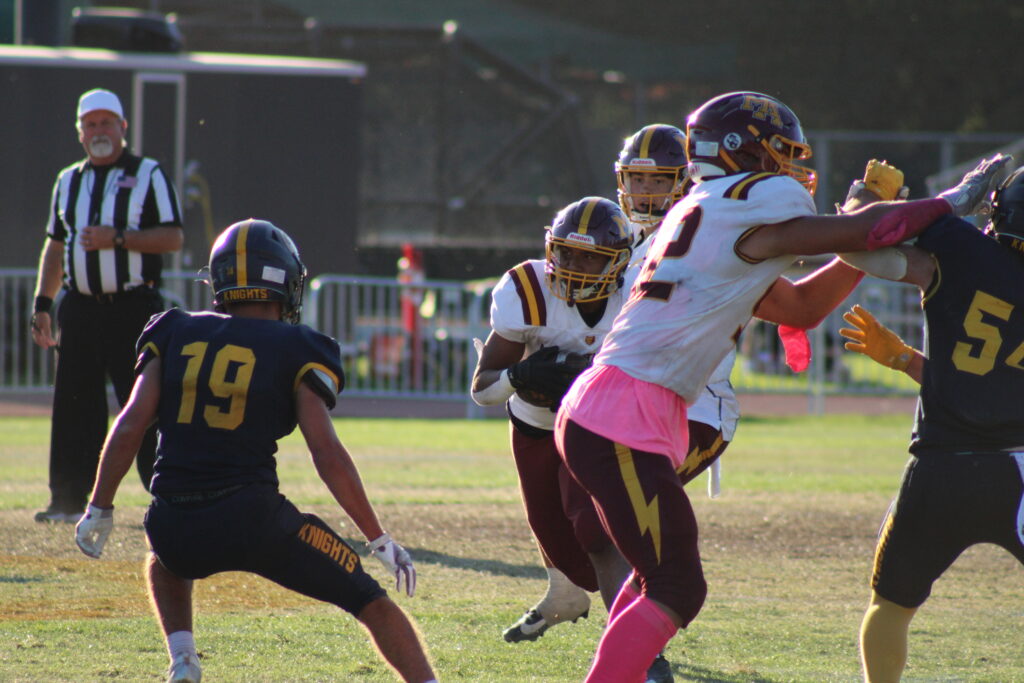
[0,268,923,412]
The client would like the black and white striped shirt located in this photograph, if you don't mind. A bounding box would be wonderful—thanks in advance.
[46,152,182,295]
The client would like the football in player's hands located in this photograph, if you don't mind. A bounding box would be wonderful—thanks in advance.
[507,346,562,408]
[507,346,593,409]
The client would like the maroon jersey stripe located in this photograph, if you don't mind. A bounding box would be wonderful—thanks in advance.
[508,264,547,326]
[725,172,775,201]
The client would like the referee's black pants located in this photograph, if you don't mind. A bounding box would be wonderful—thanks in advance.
[47,287,164,513]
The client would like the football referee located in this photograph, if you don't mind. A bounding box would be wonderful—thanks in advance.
[30,88,183,523]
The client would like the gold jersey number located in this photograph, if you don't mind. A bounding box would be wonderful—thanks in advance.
[952,290,1024,376]
[176,341,256,429]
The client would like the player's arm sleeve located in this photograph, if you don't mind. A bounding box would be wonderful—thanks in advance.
[733,176,818,261]
[837,248,908,281]
[489,269,532,343]
[295,331,346,410]
[134,309,179,374]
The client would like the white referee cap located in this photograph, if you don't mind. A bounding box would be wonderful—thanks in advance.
[77,88,124,120]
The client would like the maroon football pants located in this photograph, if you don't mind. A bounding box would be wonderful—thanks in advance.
[510,423,605,592]
[556,417,707,626]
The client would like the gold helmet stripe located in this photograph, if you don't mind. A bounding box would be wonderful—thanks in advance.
[639,125,657,158]
[577,199,598,234]
[236,221,250,287]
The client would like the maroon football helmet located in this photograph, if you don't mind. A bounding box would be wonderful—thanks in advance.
[545,197,632,304]
[614,124,691,231]
[686,91,817,195]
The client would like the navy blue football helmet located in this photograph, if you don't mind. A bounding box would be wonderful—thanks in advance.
[208,219,307,323]
[988,166,1024,255]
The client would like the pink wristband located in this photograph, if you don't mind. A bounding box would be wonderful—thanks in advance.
[866,198,952,250]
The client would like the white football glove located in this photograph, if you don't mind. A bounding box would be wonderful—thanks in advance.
[938,153,1014,217]
[367,533,416,597]
[75,504,114,559]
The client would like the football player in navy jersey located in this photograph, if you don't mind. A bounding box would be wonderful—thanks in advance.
[835,161,1024,683]
[75,219,436,683]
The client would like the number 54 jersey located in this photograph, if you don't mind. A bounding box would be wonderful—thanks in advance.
[596,172,816,404]
[911,216,1024,455]
[136,308,344,494]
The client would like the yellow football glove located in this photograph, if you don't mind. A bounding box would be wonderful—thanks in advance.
[862,159,908,201]
[838,159,909,213]
[839,304,914,372]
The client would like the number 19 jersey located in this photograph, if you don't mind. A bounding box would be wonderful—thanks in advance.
[595,172,816,404]
[136,308,344,493]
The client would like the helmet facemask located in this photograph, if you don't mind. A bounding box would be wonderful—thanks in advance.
[616,167,688,231]
[615,124,689,231]
[545,239,630,305]
[762,131,816,195]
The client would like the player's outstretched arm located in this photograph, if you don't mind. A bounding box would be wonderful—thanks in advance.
[77,358,162,558]
[297,384,386,541]
[757,159,910,328]
[938,153,1013,217]
[739,198,952,262]
[296,384,417,597]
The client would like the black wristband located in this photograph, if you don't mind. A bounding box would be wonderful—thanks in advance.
[34,296,53,314]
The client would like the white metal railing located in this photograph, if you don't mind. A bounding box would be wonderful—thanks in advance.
[0,269,923,413]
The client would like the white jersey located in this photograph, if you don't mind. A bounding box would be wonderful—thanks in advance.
[598,172,816,404]
[628,225,739,439]
[490,259,630,430]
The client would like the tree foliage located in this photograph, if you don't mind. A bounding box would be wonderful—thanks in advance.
[509,0,1024,132]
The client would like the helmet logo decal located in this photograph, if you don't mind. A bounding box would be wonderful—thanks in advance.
[566,232,596,246]
[263,266,286,284]
[695,141,719,157]
[222,287,271,302]
[629,158,656,166]
[741,95,783,128]
[723,133,743,151]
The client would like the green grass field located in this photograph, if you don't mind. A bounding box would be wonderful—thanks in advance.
[0,414,1020,682]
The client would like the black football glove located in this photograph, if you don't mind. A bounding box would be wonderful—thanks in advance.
[546,351,592,404]
[507,345,562,395]
[508,346,593,409]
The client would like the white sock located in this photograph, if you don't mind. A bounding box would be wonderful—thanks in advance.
[166,630,197,660]
[537,567,590,622]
